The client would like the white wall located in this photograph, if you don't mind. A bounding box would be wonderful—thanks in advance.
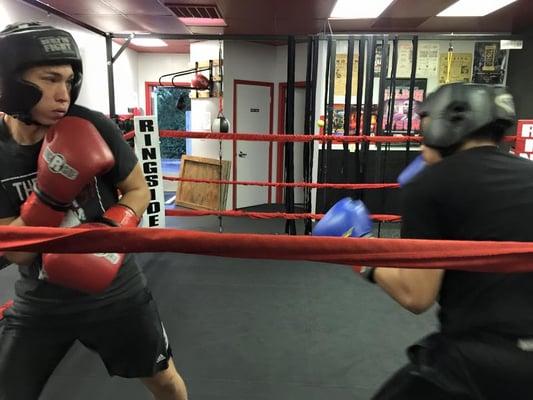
[113,44,139,115]
[220,40,278,208]
[137,53,190,113]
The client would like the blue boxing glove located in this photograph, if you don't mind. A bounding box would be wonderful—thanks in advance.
[397,154,426,187]
[313,197,375,282]
[313,197,372,238]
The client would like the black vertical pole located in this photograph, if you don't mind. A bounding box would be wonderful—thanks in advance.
[319,36,333,210]
[303,36,317,235]
[284,36,296,235]
[405,35,419,165]
[374,36,389,237]
[385,36,399,136]
[354,38,365,199]
[361,36,377,201]
[375,36,389,153]
[342,37,355,196]
[105,34,116,118]
[323,38,336,210]
[378,35,399,237]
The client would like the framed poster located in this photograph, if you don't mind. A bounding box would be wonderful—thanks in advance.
[472,42,507,84]
[383,78,427,133]
[332,104,378,135]
[334,53,359,97]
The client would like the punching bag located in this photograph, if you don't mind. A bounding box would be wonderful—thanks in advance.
[212,113,230,133]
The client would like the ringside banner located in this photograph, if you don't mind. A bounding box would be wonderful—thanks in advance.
[134,116,166,228]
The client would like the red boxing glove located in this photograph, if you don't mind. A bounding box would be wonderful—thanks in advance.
[41,204,139,293]
[42,227,126,293]
[100,204,140,228]
[20,117,115,227]
[0,299,13,321]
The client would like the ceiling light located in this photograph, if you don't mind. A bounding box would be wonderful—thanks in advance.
[130,38,168,47]
[178,17,226,27]
[438,0,518,17]
[329,0,394,19]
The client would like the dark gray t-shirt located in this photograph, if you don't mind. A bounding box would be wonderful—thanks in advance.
[401,146,533,336]
[0,105,146,315]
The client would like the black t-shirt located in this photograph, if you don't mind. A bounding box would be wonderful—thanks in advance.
[401,146,533,336]
[0,105,146,314]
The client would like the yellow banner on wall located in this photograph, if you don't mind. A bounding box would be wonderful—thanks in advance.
[438,53,472,84]
[335,54,359,97]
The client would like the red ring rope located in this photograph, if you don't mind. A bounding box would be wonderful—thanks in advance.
[124,129,517,143]
[0,225,531,273]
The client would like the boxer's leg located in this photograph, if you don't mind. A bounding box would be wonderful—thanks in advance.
[79,289,187,400]
[0,314,75,400]
[141,358,187,400]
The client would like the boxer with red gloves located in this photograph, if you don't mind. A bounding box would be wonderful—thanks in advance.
[0,22,188,400]
[312,197,376,282]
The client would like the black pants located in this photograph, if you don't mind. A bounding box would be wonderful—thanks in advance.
[372,365,473,400]
[0,289,171,400]
[372,331,533,400]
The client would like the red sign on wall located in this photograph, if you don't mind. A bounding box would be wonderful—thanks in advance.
[514,120,533,160]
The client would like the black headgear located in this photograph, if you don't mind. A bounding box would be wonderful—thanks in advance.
[418,82,515,150]
[0,22,83,123]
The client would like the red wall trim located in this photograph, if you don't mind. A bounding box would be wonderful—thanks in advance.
[232,79,275,209]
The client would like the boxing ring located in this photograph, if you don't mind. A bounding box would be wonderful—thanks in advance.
[0,126,530,400]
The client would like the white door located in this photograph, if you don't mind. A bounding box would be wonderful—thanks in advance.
[235,83,272,209]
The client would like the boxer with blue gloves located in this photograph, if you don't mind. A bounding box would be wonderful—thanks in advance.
[312,197,376,282]
[369,83,533,400]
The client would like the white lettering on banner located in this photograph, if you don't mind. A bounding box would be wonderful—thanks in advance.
[525,139,533,153]
[521,124,533,138]
[133,116,165,228]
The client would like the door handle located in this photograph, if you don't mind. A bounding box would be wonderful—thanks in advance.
[238,151,247,158]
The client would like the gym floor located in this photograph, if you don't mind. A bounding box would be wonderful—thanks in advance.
[0,211,436,400]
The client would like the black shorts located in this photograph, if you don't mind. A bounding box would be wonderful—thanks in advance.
[373,332,533,400]
[0,288,172,400]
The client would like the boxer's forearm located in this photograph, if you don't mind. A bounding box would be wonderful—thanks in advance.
[373,267,444,314]
[116,163,150,217]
